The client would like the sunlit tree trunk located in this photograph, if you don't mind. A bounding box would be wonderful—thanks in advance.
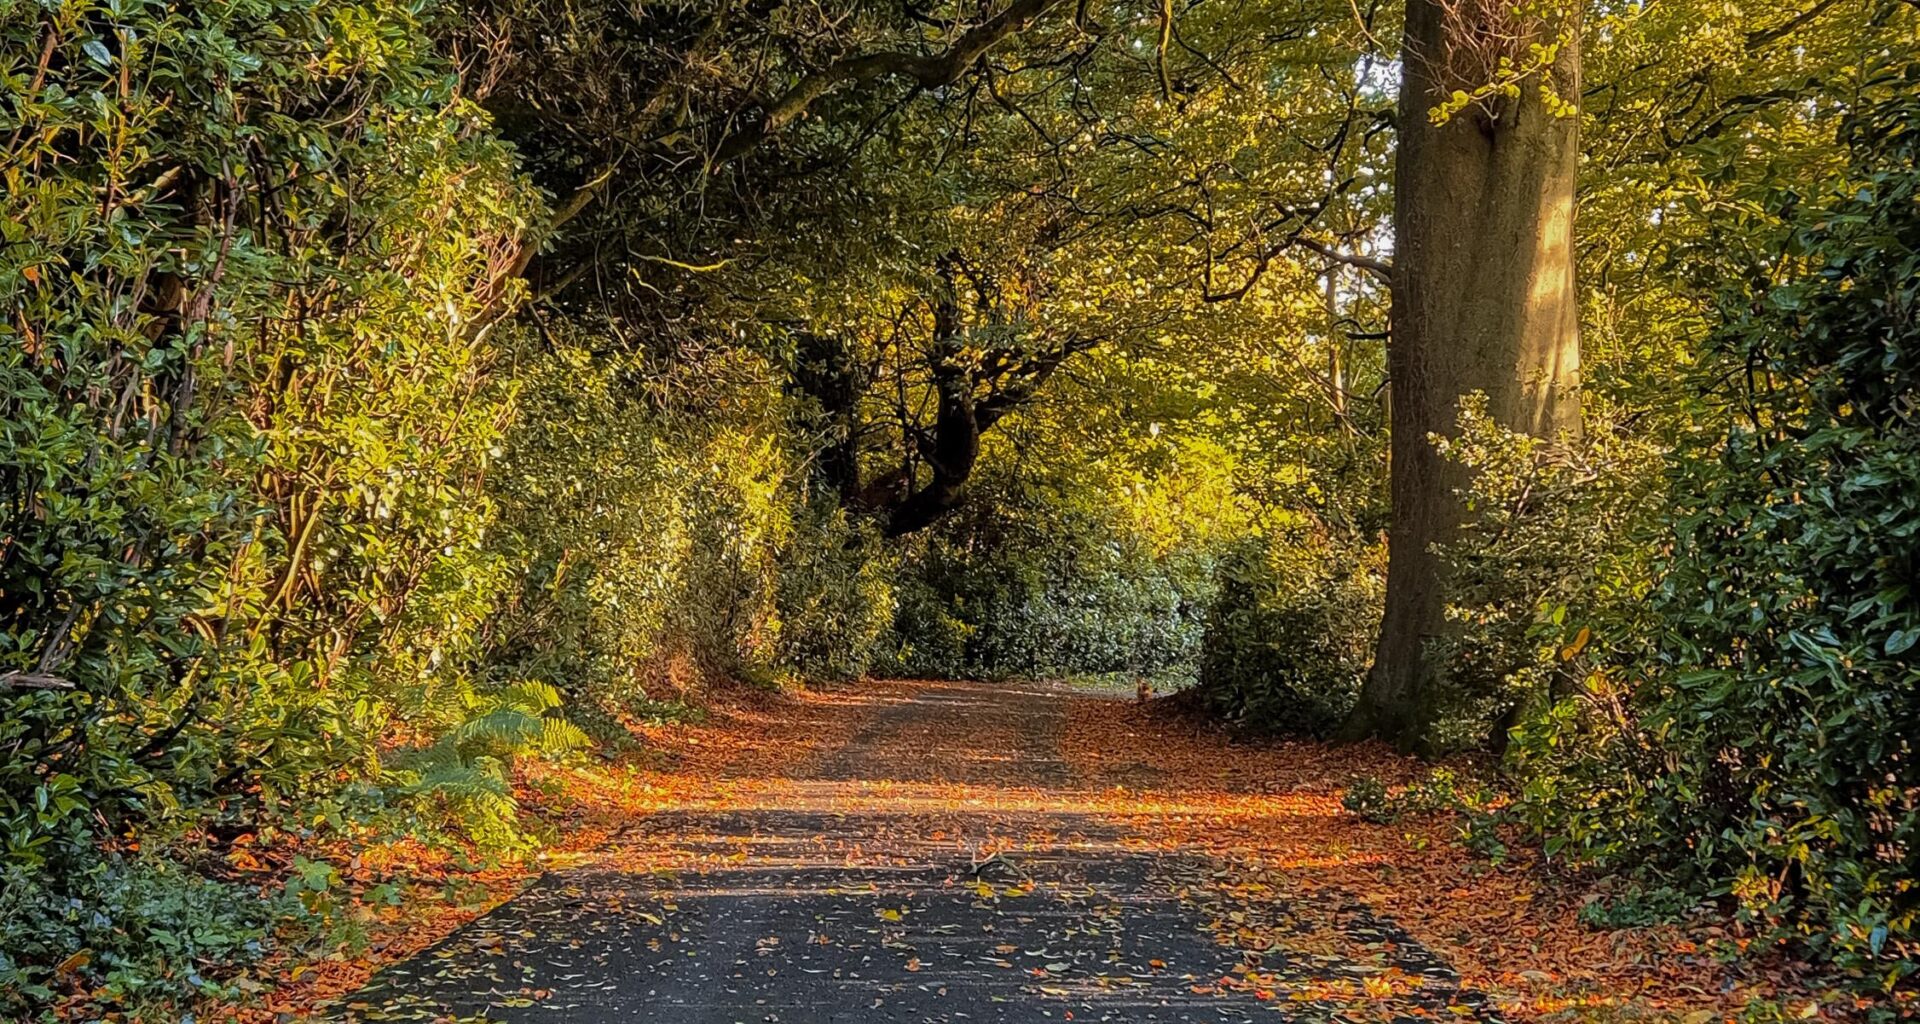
[1324,266,1351,433]
[1345,0,1582,751]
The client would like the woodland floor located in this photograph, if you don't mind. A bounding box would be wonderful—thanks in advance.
[224,680,1841,1023]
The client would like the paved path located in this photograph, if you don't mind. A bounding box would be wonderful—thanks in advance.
[341,681,1494,1023]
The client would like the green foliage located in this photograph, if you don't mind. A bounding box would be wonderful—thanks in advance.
[1197,525,1383,736]
[1341,768,1507,861]
[390,681,588,849]
[885,540,1206,683]
[1510,70,1920,987]
[0,0,565,1003]
[0,857,287,1010]
[884,579,977,680]
[1342,768,1499,822]
[879,454,1226,684]
[1426,393,1666,751]
[0,0,545,850]
[1577,883,1697,930]
[483,341,897,716]
[1340,776,1394,824]
[773,501,896,683]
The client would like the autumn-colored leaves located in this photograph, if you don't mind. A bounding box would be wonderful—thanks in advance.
[1064,694,1860,1022]
[201,679,1864,1022]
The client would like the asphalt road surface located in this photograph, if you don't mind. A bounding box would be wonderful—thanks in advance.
[338,680,1496,1023]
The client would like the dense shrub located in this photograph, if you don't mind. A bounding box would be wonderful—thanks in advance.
[884,576,978,680]
[482,342,896,721]
[1425,395,1665,752]
[0,0,560,1002]
[885,542,1203,682]
[772,500,896,683]
[0,858,287,1006]
[878,467,1217,683]
[1195,525,1383,736]
[1509,74,1920,988]
[1,0,527,796]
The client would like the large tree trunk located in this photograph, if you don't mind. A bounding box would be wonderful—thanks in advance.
[1345,0,1582,750]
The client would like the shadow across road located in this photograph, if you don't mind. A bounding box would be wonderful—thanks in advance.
[340,680,1500,1023]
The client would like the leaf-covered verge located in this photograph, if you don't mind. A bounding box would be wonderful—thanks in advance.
[1065,696,1912,1022]
[136,682,875,1023]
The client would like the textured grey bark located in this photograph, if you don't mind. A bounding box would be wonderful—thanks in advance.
[1345,0,1583,750]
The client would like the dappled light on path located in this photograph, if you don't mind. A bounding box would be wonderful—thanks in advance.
[337,681,1495,1022]
[322,680,1823,1023]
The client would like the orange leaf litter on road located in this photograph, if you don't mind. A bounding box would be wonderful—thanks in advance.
[195,679,1867,1023]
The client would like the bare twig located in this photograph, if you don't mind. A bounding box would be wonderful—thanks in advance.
[1,671,76,690]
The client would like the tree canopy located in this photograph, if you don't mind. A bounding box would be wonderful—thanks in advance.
[2,0,1918,1016]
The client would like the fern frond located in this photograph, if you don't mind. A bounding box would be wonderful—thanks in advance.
[539,716,590,753]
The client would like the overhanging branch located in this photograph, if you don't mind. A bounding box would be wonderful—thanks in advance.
[1293,236,1392,283]
[715,0,1069,161]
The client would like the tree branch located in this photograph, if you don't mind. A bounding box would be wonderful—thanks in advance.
[1155,0,1176,103]
[1746,0,1847,48]
[1293,236,1393,283]
[0,671,75,690]
[716,0,1069,161]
